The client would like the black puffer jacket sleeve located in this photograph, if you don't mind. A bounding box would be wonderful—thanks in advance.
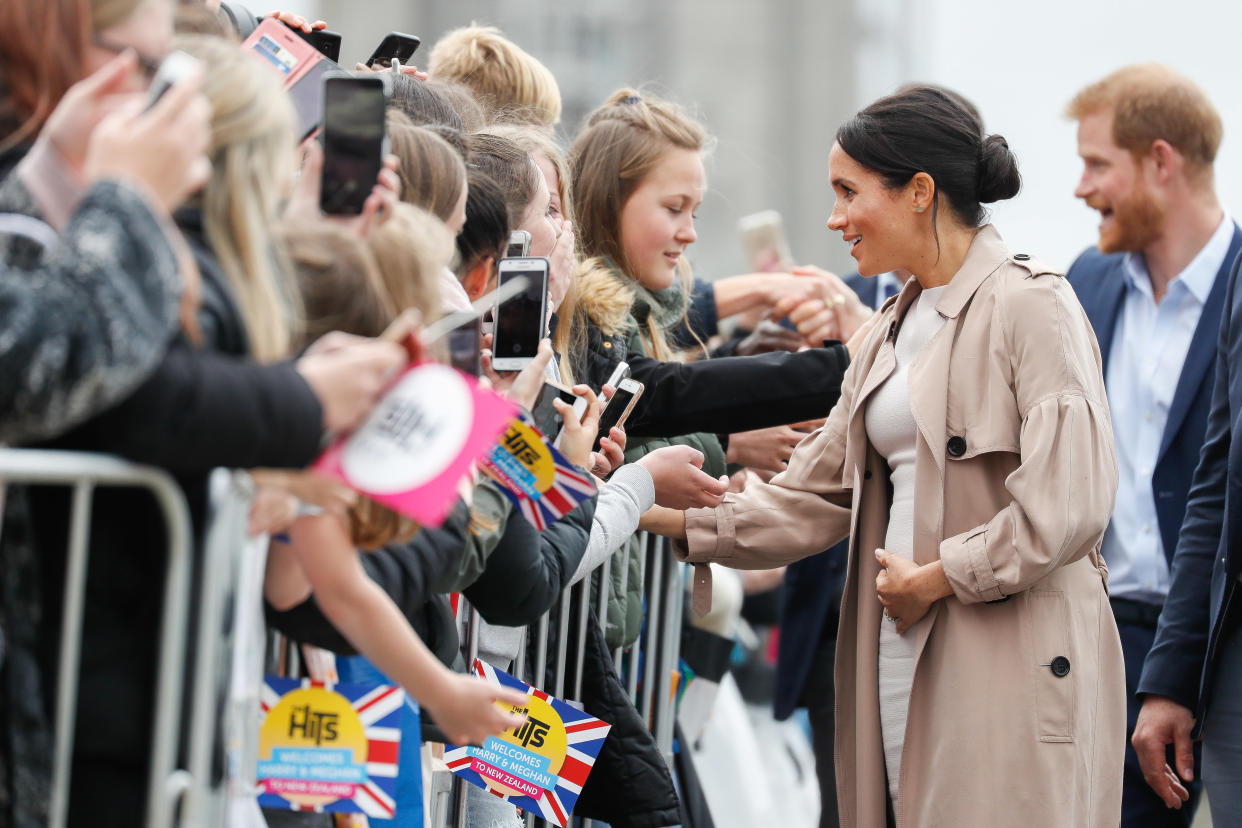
[264,503,473,663]
[463,493,597,627]
[47,341,324,472]
[624,344,850,438]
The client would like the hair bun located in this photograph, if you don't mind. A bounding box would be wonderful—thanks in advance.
[977,134,1021,203]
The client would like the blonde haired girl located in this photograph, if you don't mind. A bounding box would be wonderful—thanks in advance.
[175,33,301,361]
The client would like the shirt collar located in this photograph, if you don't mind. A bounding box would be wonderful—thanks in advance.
[1122,212,1234,304]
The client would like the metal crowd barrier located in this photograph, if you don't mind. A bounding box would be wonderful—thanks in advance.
[448,532,687,828]
[0,450,257,828]
[0,446,689,828]
[0,449,193,828]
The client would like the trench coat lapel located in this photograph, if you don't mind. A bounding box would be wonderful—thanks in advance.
[905,226,1011,662]
[906,226,1010,500]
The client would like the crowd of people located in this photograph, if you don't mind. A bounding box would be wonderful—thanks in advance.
[0,1,1240,828]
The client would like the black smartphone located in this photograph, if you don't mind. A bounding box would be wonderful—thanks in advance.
[531,381,577,439]
[593,378,644,450]
[366,32,421,68]
[320,75,388,215]
[293,28,342,62]
[491,257,549,372]
[447,324,481,376]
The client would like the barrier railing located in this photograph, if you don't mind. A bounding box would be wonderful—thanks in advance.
[0,446,688,828]
[0,449,194,828]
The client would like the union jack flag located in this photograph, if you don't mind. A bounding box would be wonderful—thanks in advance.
[257,678,405,819]
[481,416,597,529]
[444,660,611,827]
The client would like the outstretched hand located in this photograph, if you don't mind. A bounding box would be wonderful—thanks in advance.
[423,673,530,746]
[637,445,729,510]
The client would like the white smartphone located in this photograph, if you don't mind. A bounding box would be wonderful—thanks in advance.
[507,230,532,258]
[738,209,795,273]
[145,50,200,111]
[593,377,644,450]
[491,257,549,372]
[576,360,629,419]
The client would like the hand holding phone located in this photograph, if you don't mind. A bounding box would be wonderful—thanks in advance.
[576,361,628,419]
[554,386,603,471]
[491,257,550,371]
[367,32,421,68]
[294,28,342,62]
[320,75,389,215]
[531,380,578,439]
[593,378,644,451]
[145,51,201,111]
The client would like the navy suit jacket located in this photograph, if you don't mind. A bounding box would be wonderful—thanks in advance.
[1065,226,1242,566]
[1139,249,1242,732]
[773,273,879,720]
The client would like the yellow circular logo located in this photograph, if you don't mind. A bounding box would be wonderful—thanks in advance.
[259,687,368,808]
[483,694,567,797]
[505,420,555,492]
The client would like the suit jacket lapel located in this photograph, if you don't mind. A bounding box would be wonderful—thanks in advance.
[1157,226,1242,464]
[1088,262,1127,371]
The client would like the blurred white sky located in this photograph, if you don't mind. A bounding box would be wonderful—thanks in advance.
[891,0,1242,270]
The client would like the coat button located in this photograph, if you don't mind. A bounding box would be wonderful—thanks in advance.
[603,341,612,349]
[946,436,967,457]
[1014,253,1031,261]
[1050,656,1071,678]
[864,469,873,480]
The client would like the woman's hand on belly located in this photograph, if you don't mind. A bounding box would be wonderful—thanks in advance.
[874,550,954,634]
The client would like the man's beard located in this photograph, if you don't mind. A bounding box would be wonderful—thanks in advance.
[1096,182,1163,254]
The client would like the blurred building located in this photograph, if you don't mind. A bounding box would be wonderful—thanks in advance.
[315,0,876,281]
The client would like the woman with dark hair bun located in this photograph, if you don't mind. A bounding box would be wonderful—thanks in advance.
[652,86,1125,826]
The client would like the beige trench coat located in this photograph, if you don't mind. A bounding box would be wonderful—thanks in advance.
[680,226,1125,827]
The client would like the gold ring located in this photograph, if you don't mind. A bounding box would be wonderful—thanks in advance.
[831,294,846,307]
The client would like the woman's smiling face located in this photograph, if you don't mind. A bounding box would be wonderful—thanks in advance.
[826,141,917,277]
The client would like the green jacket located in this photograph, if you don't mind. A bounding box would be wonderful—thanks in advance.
[576,264,727,647]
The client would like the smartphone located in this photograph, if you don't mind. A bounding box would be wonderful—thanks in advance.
[366,32,421,68]
[531,380,578,439]
[491,257,549,372]
[320,75,389,216]
[145,50,200,111]
[575,361,628,419]
[243,18,340,139]
[738,209,795,273]
[593,378,644,450]
[507,230,532,259]
[447,324,481,377]
[295,28,342,62]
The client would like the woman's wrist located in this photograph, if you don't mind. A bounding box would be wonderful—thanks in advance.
[917,560,954,602]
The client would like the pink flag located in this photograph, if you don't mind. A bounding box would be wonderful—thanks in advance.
[315,361,515,527]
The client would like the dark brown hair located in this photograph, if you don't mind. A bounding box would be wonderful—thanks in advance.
[836,85,1020,228]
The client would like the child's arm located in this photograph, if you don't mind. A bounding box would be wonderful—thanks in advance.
[280,512,529,744]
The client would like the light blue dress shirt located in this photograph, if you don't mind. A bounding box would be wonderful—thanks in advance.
[1102,214,1235,604]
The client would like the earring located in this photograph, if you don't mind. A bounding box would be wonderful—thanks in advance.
[916,205,926,213]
